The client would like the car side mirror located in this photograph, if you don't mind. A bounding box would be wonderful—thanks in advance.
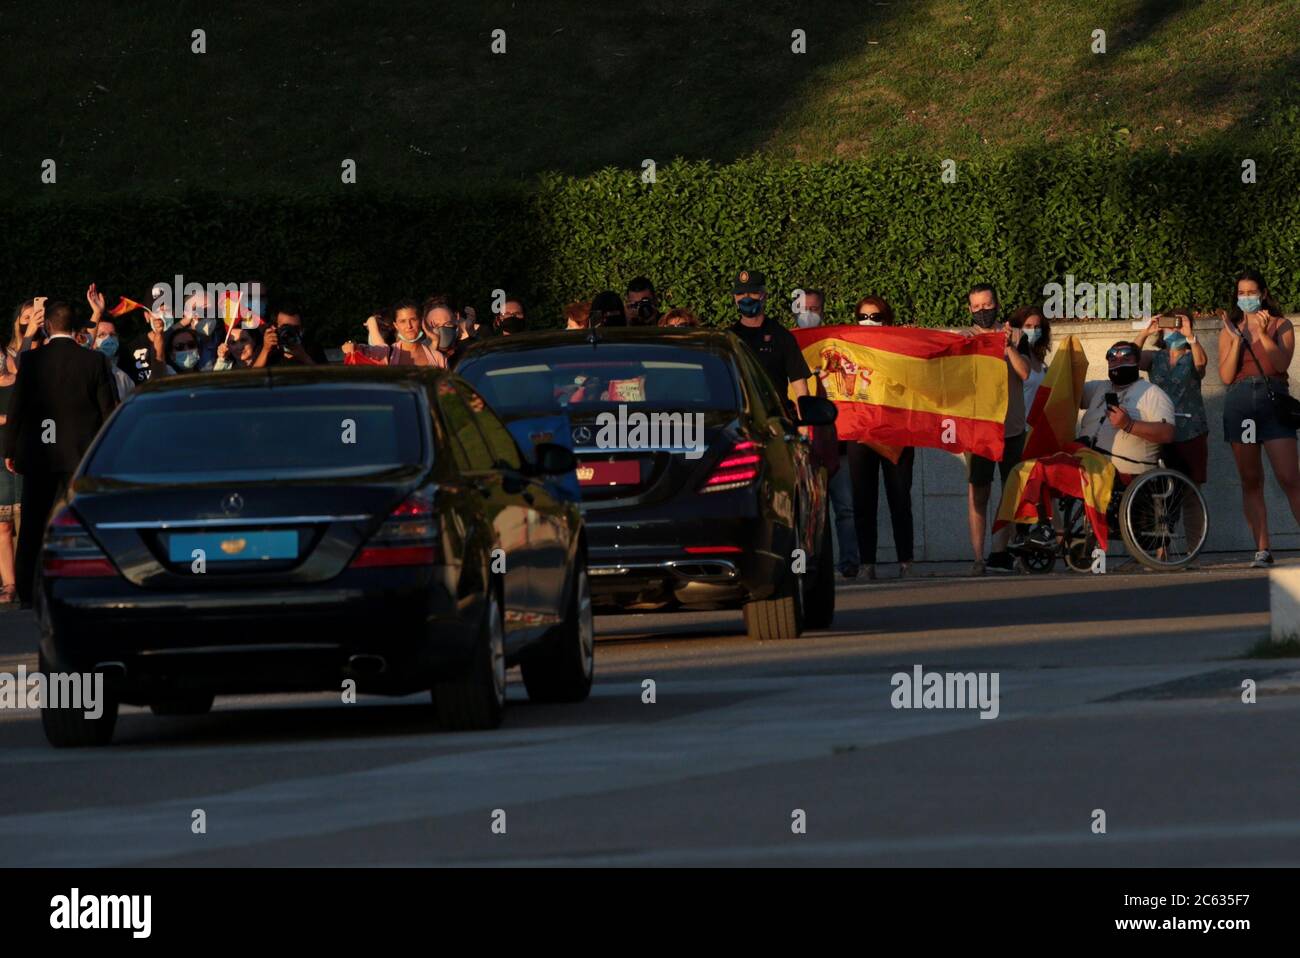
[797,395,838,426]
[533,442,577,476]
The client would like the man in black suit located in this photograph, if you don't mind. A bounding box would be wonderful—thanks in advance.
[2,301,118,605]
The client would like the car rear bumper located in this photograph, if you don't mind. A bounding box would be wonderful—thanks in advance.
[37,565,484,699]
[583,503,791,612]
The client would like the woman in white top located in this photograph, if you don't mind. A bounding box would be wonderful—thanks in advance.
[1009,306,1051,414]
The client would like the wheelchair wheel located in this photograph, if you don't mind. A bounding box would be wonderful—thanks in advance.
[1118,468,1208,571]
[1019,549,1056,574]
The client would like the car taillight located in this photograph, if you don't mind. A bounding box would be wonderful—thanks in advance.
[349,486,439,568]
[42,507,117,578]
[701,440,761,493]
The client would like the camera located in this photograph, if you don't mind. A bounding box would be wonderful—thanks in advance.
[277,324,302,347]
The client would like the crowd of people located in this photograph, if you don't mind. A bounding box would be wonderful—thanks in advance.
[2,266,1298,604]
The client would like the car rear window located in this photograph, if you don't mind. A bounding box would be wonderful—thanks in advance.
[85,384,425,482]
[457,344,740,418]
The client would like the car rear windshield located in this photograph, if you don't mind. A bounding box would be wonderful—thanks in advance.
[85,384,425,483]
[457,344,740,418]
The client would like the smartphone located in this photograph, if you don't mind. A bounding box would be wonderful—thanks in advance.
[1105,391,1120,409]
[1157,315,1179,329]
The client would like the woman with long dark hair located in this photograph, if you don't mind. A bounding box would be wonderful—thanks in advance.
[1217,269,1300,567]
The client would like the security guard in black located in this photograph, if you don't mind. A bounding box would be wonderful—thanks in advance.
[728,269,811,405]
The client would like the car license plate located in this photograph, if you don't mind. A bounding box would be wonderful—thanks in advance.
[576,460,641,486]
[168,530,299,562]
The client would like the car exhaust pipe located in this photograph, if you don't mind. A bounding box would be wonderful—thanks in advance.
[347,654,387,676]
[668,560,739,581]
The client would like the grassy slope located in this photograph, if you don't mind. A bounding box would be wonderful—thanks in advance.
[2,0,1297,201]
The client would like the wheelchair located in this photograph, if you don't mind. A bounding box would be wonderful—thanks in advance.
[1007,458,1208,574]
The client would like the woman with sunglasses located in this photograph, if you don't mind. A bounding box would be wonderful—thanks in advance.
[842,296,914,579]
[1217,269,1300,568]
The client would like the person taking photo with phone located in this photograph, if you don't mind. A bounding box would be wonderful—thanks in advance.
[1078,341,1175,481]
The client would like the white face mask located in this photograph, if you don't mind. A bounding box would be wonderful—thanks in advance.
[795,311,822,329]
[858,318,882,327]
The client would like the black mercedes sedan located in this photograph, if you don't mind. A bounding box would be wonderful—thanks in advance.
[36,366,592,747]
[456,327,837,642]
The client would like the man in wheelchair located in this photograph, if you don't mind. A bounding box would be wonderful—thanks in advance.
[998,342,1202,571]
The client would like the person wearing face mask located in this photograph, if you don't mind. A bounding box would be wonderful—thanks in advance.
[1217,269,1300,568]
[659,307,701,328]
[728,270,810,417]
[1135,309,1208,483]
[495,297,528,336]
[422,295,469,368]
[164,325,203,375]
[1077,342,1175,484]
[91,318,134,400]
[962,284,1029,575]
[1009,306,1052,412]
[343,299,446,367]
[841,295,915,579]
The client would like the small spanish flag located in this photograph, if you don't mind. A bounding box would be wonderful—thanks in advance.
[107,296,148,317]
[793,326,1009,461]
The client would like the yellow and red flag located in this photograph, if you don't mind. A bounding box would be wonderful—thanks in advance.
[994,446,1116,549]
[107,296,149,317]
[1022,333,1088,459]
[792,326,1009,461]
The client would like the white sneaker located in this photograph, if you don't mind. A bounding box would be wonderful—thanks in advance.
[1251,550,1275,568]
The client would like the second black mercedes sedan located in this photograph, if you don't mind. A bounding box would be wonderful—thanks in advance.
[36,366,592,747]
[456,328,838,642]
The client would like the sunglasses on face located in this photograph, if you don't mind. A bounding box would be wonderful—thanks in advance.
[1106,348,1138,363]
[857,312,882,321]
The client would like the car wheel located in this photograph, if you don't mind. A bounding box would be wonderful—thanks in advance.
[802,505,836,630]
[39,651,120,748]
[521,563,595,703]
[432,586,506,731]
[743,557,803,641]
[150,695,216,717]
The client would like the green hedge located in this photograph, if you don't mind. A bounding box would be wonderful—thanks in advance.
[3,134,1298,346]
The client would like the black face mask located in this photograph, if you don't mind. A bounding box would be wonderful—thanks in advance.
[501,316,526,335]
[971,307,998,329]
[1108,365,1139,387]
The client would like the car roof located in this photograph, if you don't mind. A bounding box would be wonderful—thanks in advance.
[133,364,452,394]
[458,326,741,361]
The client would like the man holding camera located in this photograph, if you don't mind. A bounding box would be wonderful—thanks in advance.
[1078,341,1175,479]
[625,276,662,327]
[257,303,324,367]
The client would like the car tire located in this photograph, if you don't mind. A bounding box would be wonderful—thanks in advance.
[521,563,595,703]
[743,563,803,641]
[802,505,836,630]
[432,586,506,731]
[39,651,120,748]
[150,695,216,717]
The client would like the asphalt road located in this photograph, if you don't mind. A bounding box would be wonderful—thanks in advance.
[2,562,1297,867]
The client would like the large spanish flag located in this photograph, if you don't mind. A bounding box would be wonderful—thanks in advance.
[792,326,1008,461]
[1022,334,1088,459]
